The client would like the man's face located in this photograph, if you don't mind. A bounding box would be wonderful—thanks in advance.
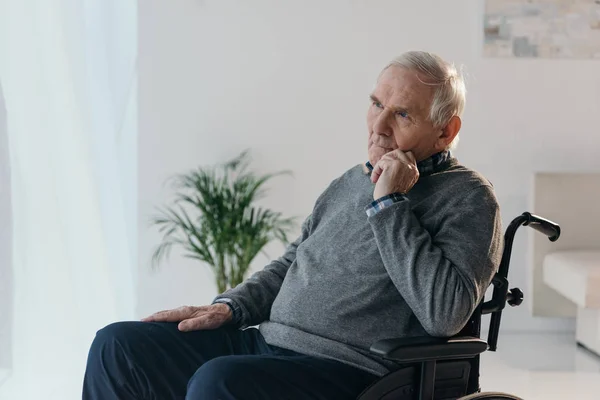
[367,65,442,166]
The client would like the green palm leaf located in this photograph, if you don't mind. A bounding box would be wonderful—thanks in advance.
[150,150,297,293]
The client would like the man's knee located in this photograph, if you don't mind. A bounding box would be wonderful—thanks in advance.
[89,321,142,358]
[86,322,138,378]
[95,321,138,340]
[84,322,153,399]
[186,356,249,399]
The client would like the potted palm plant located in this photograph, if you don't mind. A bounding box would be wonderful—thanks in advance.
[151,151,296,293]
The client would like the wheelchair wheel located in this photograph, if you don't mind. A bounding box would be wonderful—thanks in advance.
[458,392,524,400]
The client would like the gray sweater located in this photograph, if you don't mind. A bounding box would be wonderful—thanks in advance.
[215,157,502,376]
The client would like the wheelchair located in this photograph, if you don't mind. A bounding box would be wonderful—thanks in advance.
[356,212,561,400]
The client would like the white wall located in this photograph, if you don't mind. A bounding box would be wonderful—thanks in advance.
[138,0,600,331]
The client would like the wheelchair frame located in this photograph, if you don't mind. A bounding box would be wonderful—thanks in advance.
[357,212,561,400]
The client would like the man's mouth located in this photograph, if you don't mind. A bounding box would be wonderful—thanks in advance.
[371,142,393,151]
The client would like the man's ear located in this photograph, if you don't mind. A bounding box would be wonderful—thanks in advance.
[436,116,461,151]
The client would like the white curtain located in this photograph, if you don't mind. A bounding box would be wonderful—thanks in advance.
[0,1,137,399]
[0,79,12,389]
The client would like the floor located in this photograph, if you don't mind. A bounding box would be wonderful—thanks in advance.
[478,332,600,399]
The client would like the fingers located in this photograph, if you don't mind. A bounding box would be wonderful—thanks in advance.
[141,309,170,322]
[371,158,389,183]
[178,315,207,332]
[374,150,411,183]
[142,306,200,322]
[382,149,416,165]
[178,314,220,332]
[142,310,179,322]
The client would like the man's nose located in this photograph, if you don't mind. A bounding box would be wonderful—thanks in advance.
[372,111,393,137]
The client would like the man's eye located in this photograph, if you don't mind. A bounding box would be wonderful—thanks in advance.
[396,110,409,118]
[373,101,383,109]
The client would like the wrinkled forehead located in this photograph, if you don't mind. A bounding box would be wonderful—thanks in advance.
[374,66,435,116]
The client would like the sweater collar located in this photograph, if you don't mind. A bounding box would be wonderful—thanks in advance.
[364,150,452,176]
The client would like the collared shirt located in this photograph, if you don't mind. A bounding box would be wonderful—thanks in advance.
[365,150,452,217]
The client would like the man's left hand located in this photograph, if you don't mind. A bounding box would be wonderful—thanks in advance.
[371,150,419,200]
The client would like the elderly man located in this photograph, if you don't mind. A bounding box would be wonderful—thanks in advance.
[83,51,502,400]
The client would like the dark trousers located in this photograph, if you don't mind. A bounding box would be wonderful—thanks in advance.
[83,321,378,400]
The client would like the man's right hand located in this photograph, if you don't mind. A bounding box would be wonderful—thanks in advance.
[141,304,233,332]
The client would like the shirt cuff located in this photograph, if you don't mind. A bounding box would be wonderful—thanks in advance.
[212,298,243,327]
[365,193,408,217]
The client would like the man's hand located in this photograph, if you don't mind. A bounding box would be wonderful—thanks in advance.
[141,304,233,332]
[371,150,419,200]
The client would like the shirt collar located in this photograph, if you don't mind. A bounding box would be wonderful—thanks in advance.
[365,150,452,176]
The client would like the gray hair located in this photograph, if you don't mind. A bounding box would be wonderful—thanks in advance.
[383,51,466,149]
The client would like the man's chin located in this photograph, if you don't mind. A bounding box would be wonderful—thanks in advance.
[368,148,392,165]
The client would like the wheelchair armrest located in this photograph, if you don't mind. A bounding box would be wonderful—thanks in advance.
[369,336,488,363]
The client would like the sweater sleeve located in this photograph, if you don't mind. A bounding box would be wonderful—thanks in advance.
[367,185,503,337]
[213,215,313,328]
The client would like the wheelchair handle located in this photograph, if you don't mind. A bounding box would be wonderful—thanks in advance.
[522,212,560,242]
[484,212,561,352]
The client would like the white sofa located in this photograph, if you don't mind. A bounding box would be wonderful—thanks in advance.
[544,251,600,354]
[531,173,600,355]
